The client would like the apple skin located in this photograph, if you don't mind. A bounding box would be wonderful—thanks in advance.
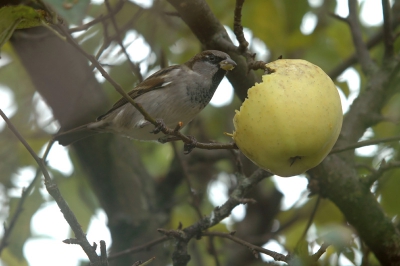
[233,59,343,177]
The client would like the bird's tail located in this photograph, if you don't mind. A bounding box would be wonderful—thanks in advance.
[54,124,99,146]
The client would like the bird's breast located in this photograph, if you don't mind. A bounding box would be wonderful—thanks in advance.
[186,82,214,108]
[134,84,205,127]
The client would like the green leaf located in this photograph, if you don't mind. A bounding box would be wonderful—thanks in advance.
[42,0,90,25]
[1,248,28,266]
[170,199,199,228]
[379,169,400,217]
[242,1,287,54]
[304,21,354,72]
[292,239,314,265]
[281,219,307,250]
[314,198,344,226]
[0,6,46,52]
[294,239,309,257]
[134,142,173,177]
[374,93,400,138]
[283,0,309,33]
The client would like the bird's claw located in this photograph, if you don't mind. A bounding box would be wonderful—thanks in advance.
[184,136,198,154]
[151,119,166,134]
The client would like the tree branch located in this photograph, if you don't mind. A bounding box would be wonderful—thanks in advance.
[0,109,103,264]
[100,240,109,265]
[157,168,272,266]
[328,29,384,79]
[68,0,125,33]
[311,242,330,261]
[201,231,289,262]
[347,0,377,75]
[167,0,258,101]
[328,2,400,79]
[381,0,394,59]
[104,0,143,82]
[0,170,40,254]
[330,135,400,154]
[363,161,400,188]
[233,0,248,53]
[108,236,169,261]
[0,139,56,255]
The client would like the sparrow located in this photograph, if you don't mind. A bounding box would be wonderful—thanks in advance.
[55,50,236,146]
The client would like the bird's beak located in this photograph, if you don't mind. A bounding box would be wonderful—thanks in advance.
[220,58,237,71]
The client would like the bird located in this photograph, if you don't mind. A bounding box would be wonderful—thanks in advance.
[55,50,236,146]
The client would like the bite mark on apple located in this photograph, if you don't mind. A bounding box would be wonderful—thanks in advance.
[264,67,276,75]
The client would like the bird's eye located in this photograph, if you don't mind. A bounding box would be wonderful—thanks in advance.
[208,54,217,62]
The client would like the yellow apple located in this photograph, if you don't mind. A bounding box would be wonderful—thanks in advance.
[233,59,343,177]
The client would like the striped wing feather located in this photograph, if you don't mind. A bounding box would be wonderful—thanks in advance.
[97,66,180,120]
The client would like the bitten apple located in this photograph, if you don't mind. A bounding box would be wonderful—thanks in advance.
[233,59,343,177]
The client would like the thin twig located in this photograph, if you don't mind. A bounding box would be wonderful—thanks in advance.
[0,138,54,254]
[347,0,377,75]
[330,135,400,154]
[108,236,169,260]
[201,231,289,262]
[230,149,244,176]
[233,0,248,53]
[160,133,238,152]
[172,143,203,219]
[0,109,102,264]
[57,24,157,124]
[93,7,144,69]
[311,242,330,261]
[0,176,38,254]
[328,3,400,79]
[187,168,271,233]
[328,33,381,79]
[133,257,156,266]
[364,161,400,187]
[104,0,143,82]
[0,110,46,170]
[100,240,109,266]
[68,0,125,33]
[232,0,273,74]
[329,13,349,24]
[157,169,272,265]
[206,236,221,266]
[93,20,111,67]
[296,196,321,247]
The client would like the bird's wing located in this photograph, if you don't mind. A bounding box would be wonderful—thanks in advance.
[97,65,181,120]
